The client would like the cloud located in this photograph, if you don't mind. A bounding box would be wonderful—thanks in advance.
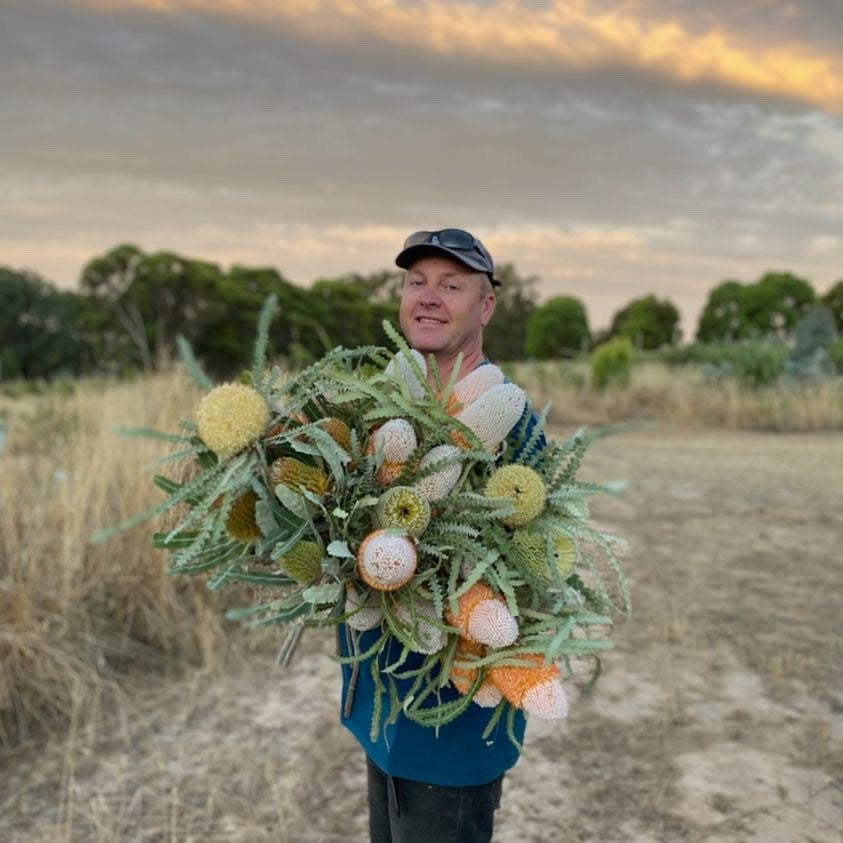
[77,0,843,111]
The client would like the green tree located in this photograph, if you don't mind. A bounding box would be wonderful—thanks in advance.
[525,296,590,359]
[610,294,680,349]
[0,267,92,379]
[696,280,744,343]
[484,264,539,361]
[740,271,815,339]
[821,279,843,333]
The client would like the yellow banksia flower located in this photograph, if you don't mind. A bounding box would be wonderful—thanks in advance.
[356,529,417,591]
[277,540,323,582]
[225,491,261,542]
[513,530,577,583]
[489,654,569,719]
[269,457,330,498]
[195,383,270,458]
[375,486,431,537]
[485,465,546,526]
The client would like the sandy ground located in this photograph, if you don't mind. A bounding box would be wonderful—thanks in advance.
[2,428,842,842]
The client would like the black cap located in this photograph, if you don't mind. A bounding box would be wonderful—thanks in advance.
[395,229,499,285]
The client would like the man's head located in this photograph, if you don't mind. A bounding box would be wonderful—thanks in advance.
[396,229,497,367]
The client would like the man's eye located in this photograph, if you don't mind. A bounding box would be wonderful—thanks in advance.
[444,284,460,292]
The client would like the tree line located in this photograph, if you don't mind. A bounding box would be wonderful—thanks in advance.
[2,243,841,381]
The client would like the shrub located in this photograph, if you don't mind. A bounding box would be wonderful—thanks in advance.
[829,339,843,374]
[727,341,788,388]
[591,337,633,389]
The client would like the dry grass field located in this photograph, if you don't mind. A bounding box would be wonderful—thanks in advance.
[1,370,842,842]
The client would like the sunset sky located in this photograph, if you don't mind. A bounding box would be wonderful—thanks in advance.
[3,0,842,333]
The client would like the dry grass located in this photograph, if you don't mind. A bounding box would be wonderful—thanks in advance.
[506,360,843,431]
[0,370,263,747]
[1,427,841,842]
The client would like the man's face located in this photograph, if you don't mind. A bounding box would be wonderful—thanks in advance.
[399,255,496,357]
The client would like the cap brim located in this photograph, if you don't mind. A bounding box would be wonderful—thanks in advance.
[395,244,492,275]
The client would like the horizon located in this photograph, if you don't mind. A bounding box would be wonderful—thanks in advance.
[3,0,842,334]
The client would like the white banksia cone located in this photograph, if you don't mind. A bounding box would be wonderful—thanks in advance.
[414,444,463,501]
[345,584,384,631]
[372,418,418,463]
[356,530,418,591]
[396,599,447,654]
[385,349,428,400]
[452,364,505,409]
[455,383,527,452]
[489,654,569,720]
[446,583,519,649]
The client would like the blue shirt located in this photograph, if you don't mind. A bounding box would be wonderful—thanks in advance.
[338,402,546,786]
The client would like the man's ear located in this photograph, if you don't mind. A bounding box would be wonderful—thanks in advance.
[480,291,496,327]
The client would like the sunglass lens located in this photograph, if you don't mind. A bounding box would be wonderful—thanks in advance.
[437,229,476,249]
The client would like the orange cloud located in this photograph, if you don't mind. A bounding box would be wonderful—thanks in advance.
[79,0,843,112]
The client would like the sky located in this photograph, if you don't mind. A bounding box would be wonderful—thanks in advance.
[2,0,842,334]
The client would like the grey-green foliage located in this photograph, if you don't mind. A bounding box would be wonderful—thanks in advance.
[786,304,838,379]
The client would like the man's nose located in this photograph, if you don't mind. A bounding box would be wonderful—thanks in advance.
[419,286,441,306]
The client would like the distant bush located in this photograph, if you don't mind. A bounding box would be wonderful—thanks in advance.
[829,339,843,374]
[721,342,788,388]
[786,305,838,379]
[591,337,633,389]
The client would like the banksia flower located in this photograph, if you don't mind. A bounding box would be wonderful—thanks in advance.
[414,444,462,501]
[452,364,505,408]
[345,584,384,631]
[376,460,405,486]
[489,654,569,719]
[356,530,418,591]
[269,457,330,498]
[277,540,323,582]
[446,582,519,649]
[396,599,446,654]
[372,418,418,463]
[485,465,546,526]
[513,530,577,583]
[375,486,431,536]
[225,491,261,542]
[195,383,270,458]
[455,383,526,452]
[319,417,352,453]
[450,638,502,707]
[385,349,428,399]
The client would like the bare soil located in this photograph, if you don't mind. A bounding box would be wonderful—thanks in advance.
[2,428,841,842]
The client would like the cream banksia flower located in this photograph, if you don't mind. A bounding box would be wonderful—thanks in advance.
[356,530,418,591]
[224,490,262,542]
[372,418,417,463]
[489,653,569,720]
[513,529,577,583]
[375,486,431,537]
[269,457,330,498]
[384,349,427,399]
[396,599,446,654]
[446,582,519,649]
[344,584,384,631]
[195,383,270,458]
[277,540,323,582]
[414,444,462,501]
[485,465,546,526]
[452,364,505,409]
[454,383,526,452]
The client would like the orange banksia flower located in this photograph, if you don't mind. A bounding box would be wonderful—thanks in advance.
[269,457,330,498]
[445,582,519,649]
[489,653,568,719]
[356,529,418,591]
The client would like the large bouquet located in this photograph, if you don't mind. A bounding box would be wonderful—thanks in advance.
[102,298,628,745]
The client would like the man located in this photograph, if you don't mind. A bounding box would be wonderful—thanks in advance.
[339,229,542,843]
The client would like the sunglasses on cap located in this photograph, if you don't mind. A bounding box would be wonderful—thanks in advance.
[399,228,500,286]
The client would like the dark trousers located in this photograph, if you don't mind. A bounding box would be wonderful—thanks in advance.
[366,757,504,843]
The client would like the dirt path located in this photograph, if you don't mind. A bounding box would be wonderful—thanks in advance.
[2,428,841,842]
